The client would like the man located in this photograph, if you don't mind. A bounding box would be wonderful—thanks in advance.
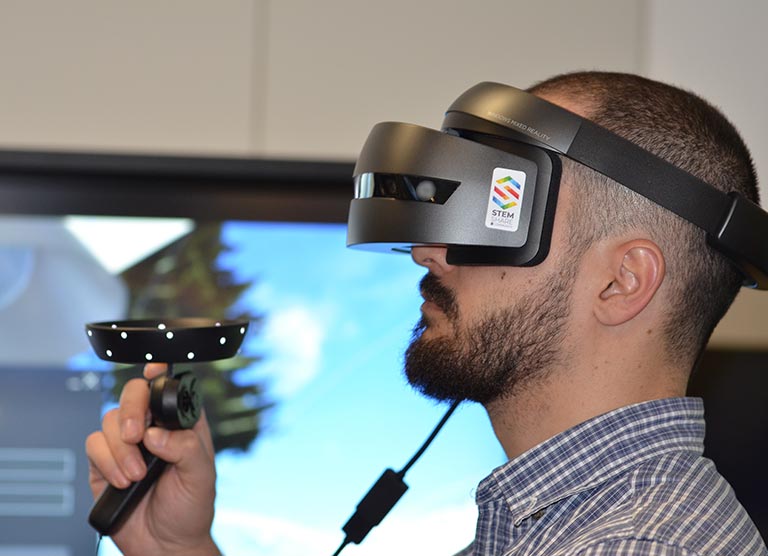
[86,72,767,555]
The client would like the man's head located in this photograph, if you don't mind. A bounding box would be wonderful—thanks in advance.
[530,72,759,366]
[404,71,759,405]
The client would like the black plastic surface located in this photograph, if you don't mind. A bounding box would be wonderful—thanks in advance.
[88,443,168,536]
[348,122,559,266]
[342,469,409,544]
[707,192,768,288]
[150,372,201,430]
[86,318,249,363]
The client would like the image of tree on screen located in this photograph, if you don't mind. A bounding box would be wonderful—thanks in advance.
[110,222,271,453]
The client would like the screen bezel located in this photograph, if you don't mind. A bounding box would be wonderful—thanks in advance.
[0,149,355,222]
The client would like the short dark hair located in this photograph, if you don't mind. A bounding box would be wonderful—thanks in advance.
[529,72,759,366]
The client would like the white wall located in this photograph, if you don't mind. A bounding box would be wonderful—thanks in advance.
[261,0,644,158]
[642,0,768,348]
[645,0,768,196]
[0,0,765,346]
[0,1,259,154]
[0,0,644,156]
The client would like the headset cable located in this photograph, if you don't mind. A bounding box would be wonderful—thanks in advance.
[331,400,461,555]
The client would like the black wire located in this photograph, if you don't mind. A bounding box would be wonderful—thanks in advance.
[331,538,350,556]
[398,400,460,477]
[95,534,103,555]
[331,400,461,556]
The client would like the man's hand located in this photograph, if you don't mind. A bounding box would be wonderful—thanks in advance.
[85,363,220,556]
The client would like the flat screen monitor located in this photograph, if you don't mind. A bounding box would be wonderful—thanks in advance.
[0,150,504,556]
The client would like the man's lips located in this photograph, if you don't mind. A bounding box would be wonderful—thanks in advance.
[418,273,458,319]
[421,300,440,312]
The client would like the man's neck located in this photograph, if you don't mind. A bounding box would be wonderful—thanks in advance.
[483,346,688,460]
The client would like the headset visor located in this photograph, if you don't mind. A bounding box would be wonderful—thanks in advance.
[347,122,561,266]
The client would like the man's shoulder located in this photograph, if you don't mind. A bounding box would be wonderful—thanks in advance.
[588,451,766,556]
[629,452,747,529]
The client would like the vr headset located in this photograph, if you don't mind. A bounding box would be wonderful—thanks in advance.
[347,82,768,290]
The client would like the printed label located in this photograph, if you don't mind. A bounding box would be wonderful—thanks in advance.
[485,168,527,232]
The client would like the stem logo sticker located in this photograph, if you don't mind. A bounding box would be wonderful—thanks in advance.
[485,168,526,232]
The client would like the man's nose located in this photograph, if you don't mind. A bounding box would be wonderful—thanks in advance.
[411,246,454,276]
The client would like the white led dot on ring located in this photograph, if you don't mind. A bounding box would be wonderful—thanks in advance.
[121,332,128,339]
[111,324,117,329]
[187,352,195,360]
[166,331,174,340]
[240,327,245,334]
[158,323,166,330]
[220,337,226,345]
[106,349,113,357]
[87,330,93,337]
[145,353,153,361]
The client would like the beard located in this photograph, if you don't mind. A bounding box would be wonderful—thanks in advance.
[404,267,574,406]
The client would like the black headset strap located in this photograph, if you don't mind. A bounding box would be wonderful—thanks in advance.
[568,119,725,234]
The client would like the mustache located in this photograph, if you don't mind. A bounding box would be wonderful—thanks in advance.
[419,273,458,320]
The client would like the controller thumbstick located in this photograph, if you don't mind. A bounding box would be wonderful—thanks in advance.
[150,372,201,430]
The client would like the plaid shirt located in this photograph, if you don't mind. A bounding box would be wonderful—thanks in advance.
[457,398,766,556]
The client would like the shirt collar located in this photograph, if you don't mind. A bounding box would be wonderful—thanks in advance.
[475,397,705,525]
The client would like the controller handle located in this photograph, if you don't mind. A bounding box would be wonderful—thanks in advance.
[88,444,168,535]
[88,371,201,536]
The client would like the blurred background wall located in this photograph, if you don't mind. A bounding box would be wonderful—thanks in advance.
[0,0,765,345]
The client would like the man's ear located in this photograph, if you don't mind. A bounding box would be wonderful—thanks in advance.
[594,239,666,326]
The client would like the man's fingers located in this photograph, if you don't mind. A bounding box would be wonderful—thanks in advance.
[143,363,168,381]
[118,378,151,443]
[86,430,131,491]
[144,427,213,473]
[103,408,147,482]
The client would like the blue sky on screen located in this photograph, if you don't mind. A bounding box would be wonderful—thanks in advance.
[98,220,505,556]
